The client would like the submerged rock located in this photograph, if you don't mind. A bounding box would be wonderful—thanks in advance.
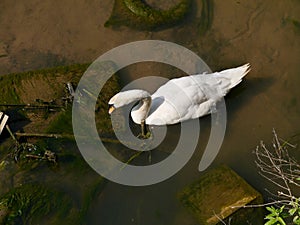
[0,63,121,224]
[105,0,192,30]
[178,165,263,225]
[0,62,120,134]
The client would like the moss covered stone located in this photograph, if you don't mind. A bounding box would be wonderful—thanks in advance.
[0,63,120,224]
[0,62,120,135]
[178,165,263,225]
[0,64,86,105]
[105,0,192,30]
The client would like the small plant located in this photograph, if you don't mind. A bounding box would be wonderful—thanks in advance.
[264,201,300,225]
[265,206,287,225]
[288,197,300,224]
[254,129,300,225]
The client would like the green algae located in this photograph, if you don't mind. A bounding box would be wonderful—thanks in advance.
[0,181,107,225]
[281,17,300,35]
[0,64,88,106]
[0,62,120,135]
[291,19,300,35]
[0,184,75,225]
[198,0,213,35]
[105,0,192,30]
[0,76,21,104]
[46,108,73,135]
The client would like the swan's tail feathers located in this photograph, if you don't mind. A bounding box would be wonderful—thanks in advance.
[219,63,251,90]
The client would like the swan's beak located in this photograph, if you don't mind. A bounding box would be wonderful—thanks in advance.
[108,105,115,115]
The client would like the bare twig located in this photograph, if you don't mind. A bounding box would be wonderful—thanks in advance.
[231,199,292,209]
[213,210,230,225]
[253,129,299,209]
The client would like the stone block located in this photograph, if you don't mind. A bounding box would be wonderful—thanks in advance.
[178,165,263,224]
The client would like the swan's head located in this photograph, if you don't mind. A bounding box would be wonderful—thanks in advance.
[108,89,150,114]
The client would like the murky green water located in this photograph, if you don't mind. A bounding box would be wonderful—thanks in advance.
[87,1,300,224]
[1,0,300,224]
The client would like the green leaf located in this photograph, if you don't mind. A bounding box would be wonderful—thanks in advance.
[265,214,275,219]
[279,205,285,213]
[265,218,276,225]
[290,207,297,216]
[293,215,300,224]
[278,217,286,225]
[266,206,277,216]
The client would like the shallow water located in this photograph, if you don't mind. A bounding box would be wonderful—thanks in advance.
[1,0,300,224]
[87,1,300,224]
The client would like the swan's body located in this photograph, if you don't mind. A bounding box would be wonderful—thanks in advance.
[108,64,250,125]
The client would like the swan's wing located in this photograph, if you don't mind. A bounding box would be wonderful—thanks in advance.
[146,64,249,125]
[146,76,218,125]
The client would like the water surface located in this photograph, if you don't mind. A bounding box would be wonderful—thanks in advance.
[0,0,299,224]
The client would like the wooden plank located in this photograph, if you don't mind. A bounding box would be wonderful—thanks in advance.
[0,112,9,135]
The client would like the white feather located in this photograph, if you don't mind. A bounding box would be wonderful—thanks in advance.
[108,64,250,125]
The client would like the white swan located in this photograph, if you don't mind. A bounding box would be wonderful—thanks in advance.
[108,64,250,133]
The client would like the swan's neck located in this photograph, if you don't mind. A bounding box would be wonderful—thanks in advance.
[131,96,152,124]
